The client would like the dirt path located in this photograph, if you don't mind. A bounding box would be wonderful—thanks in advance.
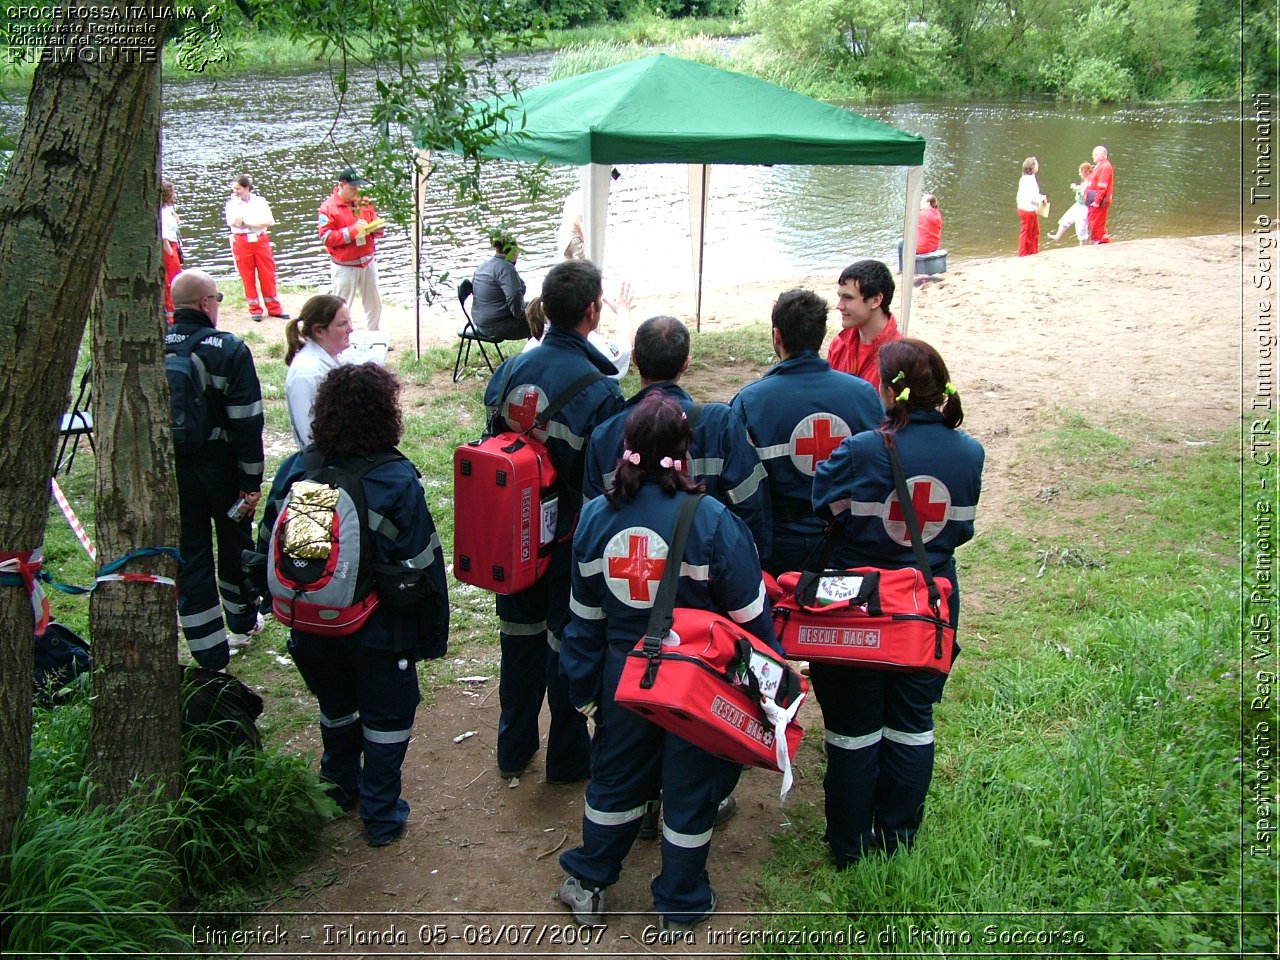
[236,233,1244,958]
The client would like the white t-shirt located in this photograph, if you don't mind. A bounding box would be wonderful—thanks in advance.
[160,204,179,243]
[225,193,276,235]
[1016,174,1044,213]
[285,341,344,449]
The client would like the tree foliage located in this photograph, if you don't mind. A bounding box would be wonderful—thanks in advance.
[744,0,1245,100]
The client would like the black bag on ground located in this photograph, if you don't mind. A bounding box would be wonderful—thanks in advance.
[181,664,263,754]
[33,621,92,705]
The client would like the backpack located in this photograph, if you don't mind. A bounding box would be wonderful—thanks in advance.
[266,449,403,636]
[166,329,212,454]
[181,664,263,754]
[453,370,605,594]
[32,621,92,705]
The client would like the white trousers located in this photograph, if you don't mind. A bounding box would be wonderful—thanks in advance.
[331,260,382,331]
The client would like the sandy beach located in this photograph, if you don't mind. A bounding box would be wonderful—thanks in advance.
[234,232,1242,531]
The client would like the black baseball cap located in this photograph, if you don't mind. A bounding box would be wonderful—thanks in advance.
[337,167,369,186]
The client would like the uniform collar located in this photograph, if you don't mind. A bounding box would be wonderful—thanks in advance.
[764,350,827,377]
[171,307,215,330]
[625,381,691,408]
[543,325,618,375]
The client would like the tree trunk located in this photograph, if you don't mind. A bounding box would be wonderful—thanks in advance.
[87,11,181,806]
[0,1,171,875]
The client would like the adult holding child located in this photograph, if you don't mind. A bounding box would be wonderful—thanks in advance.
[557,391,778,931]
[810,338,984,868]
[1048,162,1094,245]
[319,167,386,331]
[1016,156,1047,256]
[284,294,353,449]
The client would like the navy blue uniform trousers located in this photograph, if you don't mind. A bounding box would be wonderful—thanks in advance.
[495,565,591,782]
[560,649,740,922]
[288,634,421,845]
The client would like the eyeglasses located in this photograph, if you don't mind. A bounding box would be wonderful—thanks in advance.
[202,292,224,303]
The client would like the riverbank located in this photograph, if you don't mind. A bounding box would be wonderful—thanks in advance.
[0,16,745,93]
[243,231,1243,532]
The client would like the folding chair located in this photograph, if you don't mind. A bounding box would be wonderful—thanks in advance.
[55,363,94,475]
[452,277,507,383]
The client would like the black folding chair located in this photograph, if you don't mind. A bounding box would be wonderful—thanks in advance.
[452,278,507,383]
[55,364,94,475]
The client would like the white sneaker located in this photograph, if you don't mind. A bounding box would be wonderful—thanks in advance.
[227,612,264,649]
[557,876,605,924]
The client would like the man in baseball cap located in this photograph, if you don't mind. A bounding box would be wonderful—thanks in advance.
[318,167,384,329]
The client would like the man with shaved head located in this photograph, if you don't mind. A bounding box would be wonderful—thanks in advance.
[166,269,266,669]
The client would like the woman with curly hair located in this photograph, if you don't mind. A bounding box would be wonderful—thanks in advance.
[284,294,352,449]
[556,392,778,931]
[257,363,448,847]
[811,338,984,867]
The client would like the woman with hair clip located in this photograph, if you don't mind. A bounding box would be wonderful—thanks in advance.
[810,337,985,868]
[556,392,778,932]
[257,363,448,847]
[284,294,353,449]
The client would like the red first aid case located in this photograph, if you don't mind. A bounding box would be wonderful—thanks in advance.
[616,607,806,772]
[772,567,955,673]
[453,434,558,595]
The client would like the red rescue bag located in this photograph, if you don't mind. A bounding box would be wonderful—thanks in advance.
[612,495,807,795]
[772,567,954,673]
[454,433,558,595]
[772,438,957,673]
[616,607,806,775]
[453,370,604,595]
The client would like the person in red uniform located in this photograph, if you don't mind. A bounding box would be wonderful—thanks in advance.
[318,167,385,332]
[1086,145,1115,244]
[224,174,289,321]
[897,193,943,273]
[161,179,182,322]
[827,259,901,393]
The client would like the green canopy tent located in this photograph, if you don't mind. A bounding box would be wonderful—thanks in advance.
[429,54,927,337]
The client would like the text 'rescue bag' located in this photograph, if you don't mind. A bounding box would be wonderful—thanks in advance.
[454,370,604,595]
[267,450,401,635]
[772,567,955,673]
[614,495,807,797]
[166,329,212,454]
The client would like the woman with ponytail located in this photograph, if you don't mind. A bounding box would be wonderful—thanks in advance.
[810,337,985,868]
[284,294,352,448]
[556,392,778,931]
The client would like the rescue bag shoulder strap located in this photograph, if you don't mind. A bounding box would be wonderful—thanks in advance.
[642,493,705,654]
[533,370,608,434]
[167,329,212,387]
[886,438,949,661]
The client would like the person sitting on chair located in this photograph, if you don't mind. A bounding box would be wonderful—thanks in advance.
[469,230,528,341]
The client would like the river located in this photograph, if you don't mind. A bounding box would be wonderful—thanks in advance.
[2,50,1242,304]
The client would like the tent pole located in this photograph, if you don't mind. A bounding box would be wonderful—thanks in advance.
[900,166,925,336]
[412,149,430,359]
[687,164,709,331]
[584,164,612,274]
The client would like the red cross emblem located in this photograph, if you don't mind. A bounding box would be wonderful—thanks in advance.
[604,526,667,607]
[883,476,951,545]
[790,414,851,476]
[505,384,543,433]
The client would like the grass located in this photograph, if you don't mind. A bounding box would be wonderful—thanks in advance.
[28,326,1263,954]
[750,410,1257,955]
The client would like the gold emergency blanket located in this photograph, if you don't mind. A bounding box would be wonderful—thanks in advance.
[284,482,340,559]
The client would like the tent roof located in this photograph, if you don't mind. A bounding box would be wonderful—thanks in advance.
[458,54,925,167]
